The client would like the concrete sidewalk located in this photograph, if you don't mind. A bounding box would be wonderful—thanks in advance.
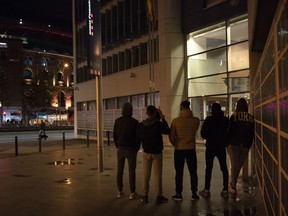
[0,140,266,216]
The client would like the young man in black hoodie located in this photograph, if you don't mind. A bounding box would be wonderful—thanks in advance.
[138,105,170,204]
[199,103,229,198]
[113,102,140,200]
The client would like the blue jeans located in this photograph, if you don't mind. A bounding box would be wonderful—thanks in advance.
[117,149,137,193]
[174,149,198,194]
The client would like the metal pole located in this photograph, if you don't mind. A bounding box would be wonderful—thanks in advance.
[63,132,65,150]
[96,73,103,172]
[15,136,18,156]
[87,130,90,148]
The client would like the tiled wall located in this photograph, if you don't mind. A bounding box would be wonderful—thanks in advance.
[251,1,288,216]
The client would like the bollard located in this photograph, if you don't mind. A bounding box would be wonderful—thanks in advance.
[39,137,42,152]
[15,136,18,156]
[107,131,110,146]
[63,132,66,150]
[87,130,89,148]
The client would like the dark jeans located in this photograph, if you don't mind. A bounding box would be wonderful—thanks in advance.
[204,147,228,191]
[174,149,198,194]
[117,149,137,193]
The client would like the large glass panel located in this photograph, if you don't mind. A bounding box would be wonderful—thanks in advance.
[187,22,226,56]
[190,97,203,141]
[202,95,228,119]
[188,48,227,78]
[131,94,145,108]
[188,74,227,97]
[227,15,248,45]
[228,42,249,71]
[228,69,249,93]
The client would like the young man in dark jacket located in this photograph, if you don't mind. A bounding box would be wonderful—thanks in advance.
[199,103,229,198]
[228,98,254,197]
[113,102,140,200]
[138,105,170,204]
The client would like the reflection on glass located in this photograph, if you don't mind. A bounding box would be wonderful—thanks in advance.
[228,15,248,45]
[228,42,249,71]
[187,22,226,56]
[188,48,227,78]
[228,70,249,93]
[188,74,227,97]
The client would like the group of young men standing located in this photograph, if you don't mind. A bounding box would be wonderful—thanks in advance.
[113,98,254,204]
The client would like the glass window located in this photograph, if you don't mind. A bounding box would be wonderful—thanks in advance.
[102,59,107,76]
[105,98,117,109]
[107,56,112,75]
[132,46,140,67]
[23,69,32,79]
[125,49,132,69]
[227,15,248,45]
[87,101,96,111]
[131,94,146,108]
[24,57,33,65]
[228,42,249,71]
[41,58,48,67]
[188,74,227,97]
[188,48,227,78]
[113,54,118,73]
[228,69,249,93]
[119,52,125,71]
[140,43,148,65]
[187,22,226,56]
[117,96,129,109]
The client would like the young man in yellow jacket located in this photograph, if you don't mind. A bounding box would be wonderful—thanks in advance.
[169,100,200,201]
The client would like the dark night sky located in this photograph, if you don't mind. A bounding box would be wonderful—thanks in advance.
[0,0,72,32]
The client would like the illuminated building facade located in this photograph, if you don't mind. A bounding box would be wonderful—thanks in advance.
[0,22,73,125]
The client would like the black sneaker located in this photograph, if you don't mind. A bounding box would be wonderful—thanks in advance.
[172,194,183,201]
[191,193,200,201]
[156,195,168,204]
[141,195,148,203]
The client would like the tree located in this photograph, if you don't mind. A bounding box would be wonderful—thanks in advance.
[23,73,52,112]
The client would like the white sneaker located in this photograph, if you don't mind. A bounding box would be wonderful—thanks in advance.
[117,191,124,198]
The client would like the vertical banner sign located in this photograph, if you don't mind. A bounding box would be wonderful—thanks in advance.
[87,0,101,74]
[87,0,103,172]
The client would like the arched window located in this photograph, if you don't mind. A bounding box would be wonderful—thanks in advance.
[24,57,33,65]
[57,72,64,85]
[23,68,33,79]
[41,58,49,67]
